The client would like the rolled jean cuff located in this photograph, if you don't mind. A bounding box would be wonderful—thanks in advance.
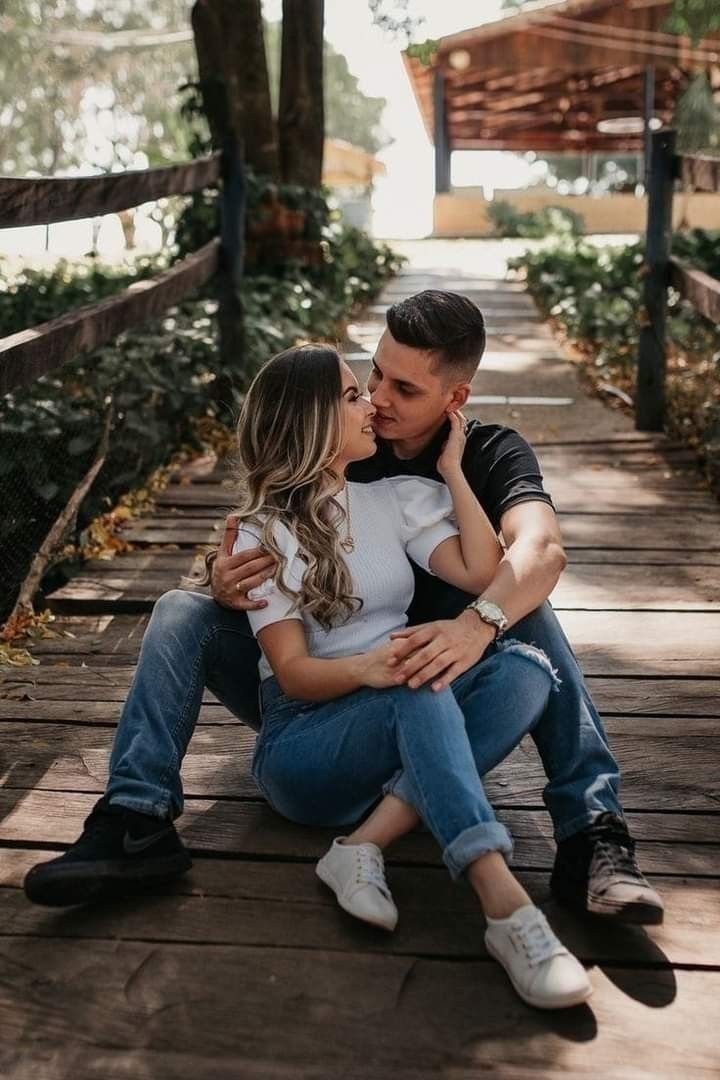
[553,807,622,843]
[106,790,175,821]
[443,822,514,882]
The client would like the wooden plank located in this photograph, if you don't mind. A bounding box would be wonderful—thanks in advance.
[117,525,219,546]
[550,563,720,611]
[0,153,221,227]
[681,151,720,194]
[1,791,717,874]
[1,859,718,969]
[0,240,220,395]
[23,614,149,659]
[0,701,238,724]
[48,562,719,613]
[585,677,720,717]
[557,511,720,550]
[155,484,236,506]
[670,258,720,326]
[21,610,720,675]
[1,722,719,810]
[567,549,720,566]
[2,671,717,718]
[557,611,720,676]
[46,575,207,614]
[1,940,719,1080]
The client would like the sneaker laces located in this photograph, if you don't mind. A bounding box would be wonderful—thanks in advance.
[511,912,565,967]
[589,821,644,888]
[70,800,123,856]
[354,846,392,900]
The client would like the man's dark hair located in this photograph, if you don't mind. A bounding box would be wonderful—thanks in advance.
[385,290,486,380]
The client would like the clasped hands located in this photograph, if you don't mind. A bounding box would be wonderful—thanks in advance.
[211,514,495,692]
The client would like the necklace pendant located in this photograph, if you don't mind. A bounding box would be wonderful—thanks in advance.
[340,536,355,554]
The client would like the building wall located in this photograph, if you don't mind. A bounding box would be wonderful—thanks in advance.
[433,190,720,236]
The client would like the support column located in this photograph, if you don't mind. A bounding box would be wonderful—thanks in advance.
[643,66,656,188]
[433,69,451,194]
[636,128,676,432]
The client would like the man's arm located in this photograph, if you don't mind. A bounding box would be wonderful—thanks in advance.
[209,515,277,611]
[390,501,567,691]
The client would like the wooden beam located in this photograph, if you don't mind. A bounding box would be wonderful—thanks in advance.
[450,135,645,151]
[0,239,220,396]
[671,259,720,325]
[0,153,222,228]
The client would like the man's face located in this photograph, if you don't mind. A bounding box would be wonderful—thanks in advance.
[367,329,469,444]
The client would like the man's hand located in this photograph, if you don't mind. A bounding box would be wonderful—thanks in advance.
[389,609,496,691]
[210,515,278,611]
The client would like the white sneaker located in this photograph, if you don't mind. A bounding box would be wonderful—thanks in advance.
[485,903,592,1010]
[316,838,398,932]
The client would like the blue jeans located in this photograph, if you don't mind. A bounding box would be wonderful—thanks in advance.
[253,644,557,880]
[106,590,622,839]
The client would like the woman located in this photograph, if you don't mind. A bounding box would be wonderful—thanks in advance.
[232,342,591,1011]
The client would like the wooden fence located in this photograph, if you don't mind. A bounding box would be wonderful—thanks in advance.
[636,128,720,431]
[0,140,245,397]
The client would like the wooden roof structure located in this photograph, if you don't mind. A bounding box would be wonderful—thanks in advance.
[404,0,720,179]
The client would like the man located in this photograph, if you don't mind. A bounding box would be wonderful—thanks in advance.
[25,290,663,926]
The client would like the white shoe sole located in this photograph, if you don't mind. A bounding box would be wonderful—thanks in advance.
[316,859,398,932]
[485,937,593,1010]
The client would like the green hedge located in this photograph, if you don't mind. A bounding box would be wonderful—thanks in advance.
[0,212,405,620]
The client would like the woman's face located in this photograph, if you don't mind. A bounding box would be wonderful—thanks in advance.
[335,360,377,465]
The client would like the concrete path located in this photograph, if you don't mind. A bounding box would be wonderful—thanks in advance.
[345,237,637,447]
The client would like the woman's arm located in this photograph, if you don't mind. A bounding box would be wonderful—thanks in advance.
[257,619,404,701]
[427,412,503,592]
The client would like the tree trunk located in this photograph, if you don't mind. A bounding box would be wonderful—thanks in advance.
[191,0,278,176]
[279,0,325,189]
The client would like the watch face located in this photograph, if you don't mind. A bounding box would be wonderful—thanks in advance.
[479,601,504,621]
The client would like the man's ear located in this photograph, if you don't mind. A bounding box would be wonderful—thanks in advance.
[448,384,471,411]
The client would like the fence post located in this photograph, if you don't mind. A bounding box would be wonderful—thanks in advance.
[218,134,246,415]
[636,127,676,431]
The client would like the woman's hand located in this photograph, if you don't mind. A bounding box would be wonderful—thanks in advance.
[357,641,407,689]
[436,410,467,481]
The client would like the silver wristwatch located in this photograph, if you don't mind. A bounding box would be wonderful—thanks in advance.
[466,598,508,638]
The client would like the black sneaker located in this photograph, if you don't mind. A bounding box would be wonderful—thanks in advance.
[23,795,192,907]
[550,812,664,925]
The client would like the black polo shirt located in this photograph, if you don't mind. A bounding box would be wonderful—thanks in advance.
[348,419,555,623]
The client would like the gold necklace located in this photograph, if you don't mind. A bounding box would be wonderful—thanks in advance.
[339,485,355,553]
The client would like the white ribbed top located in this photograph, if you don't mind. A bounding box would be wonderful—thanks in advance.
[232,476,459,681]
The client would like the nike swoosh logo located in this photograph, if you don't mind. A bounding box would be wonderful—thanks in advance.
[123,827,173,855]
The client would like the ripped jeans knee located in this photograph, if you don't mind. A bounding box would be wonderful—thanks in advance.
[494,637,562,693]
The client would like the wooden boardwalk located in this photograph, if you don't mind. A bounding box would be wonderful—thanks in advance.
[2,259,720,1078]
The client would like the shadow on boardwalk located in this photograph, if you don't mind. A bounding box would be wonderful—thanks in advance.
[1,245,719,1078]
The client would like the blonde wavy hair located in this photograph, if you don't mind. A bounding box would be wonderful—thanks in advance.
[214,344,361,630]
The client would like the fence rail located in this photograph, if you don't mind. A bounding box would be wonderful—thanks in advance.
[671,258,720,326]
[0,153,222,228]
[636,130,720,431]
[0,239,220,397]
[0,143,243,397]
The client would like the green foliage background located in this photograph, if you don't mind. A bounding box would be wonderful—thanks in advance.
[508,233,720,492]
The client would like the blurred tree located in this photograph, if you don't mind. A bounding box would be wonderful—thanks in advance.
[666,0,720,151]
[278,0,324,187]
[0,0,197,175]
[264,23,388,155]
[191,0,278,174]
